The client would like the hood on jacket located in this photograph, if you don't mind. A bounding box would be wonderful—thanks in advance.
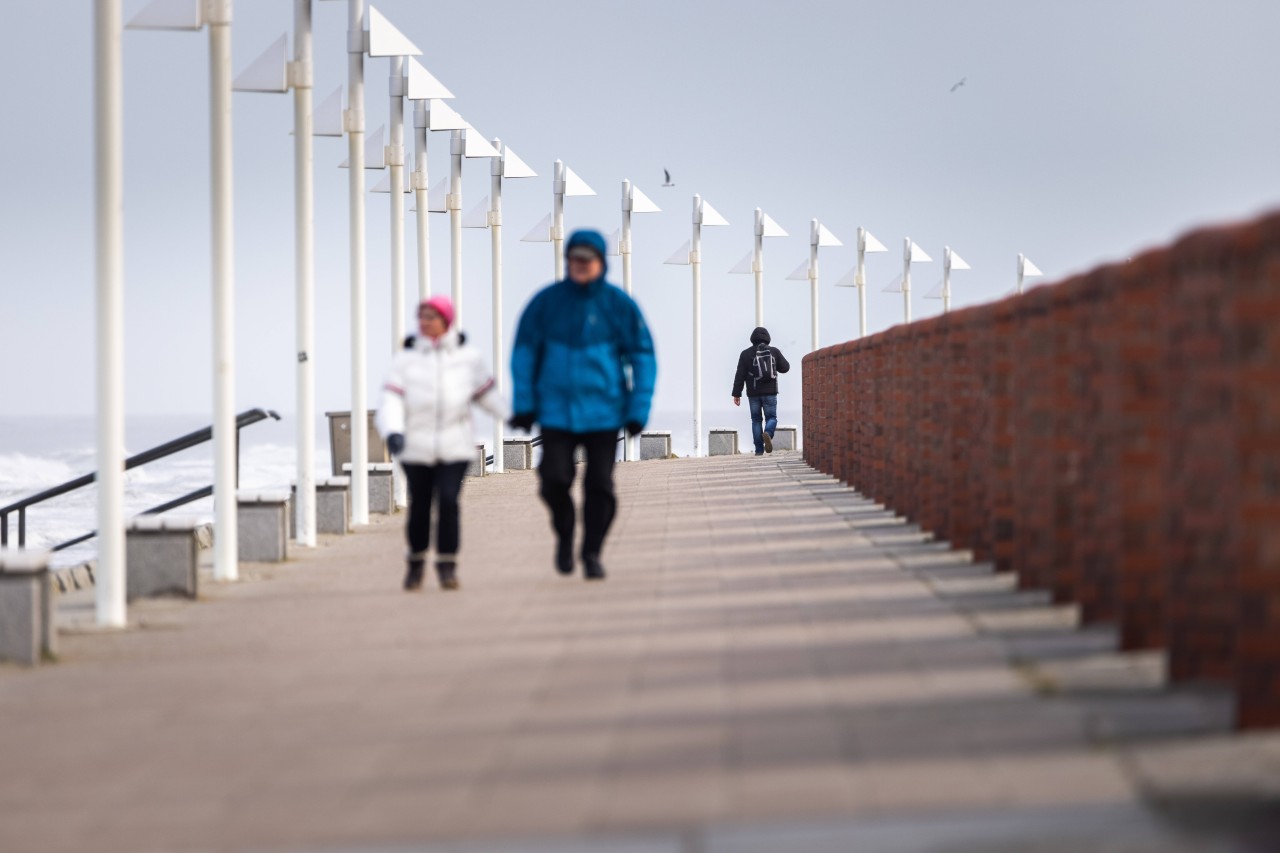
[565,229,609,282]
[750,327,771,346]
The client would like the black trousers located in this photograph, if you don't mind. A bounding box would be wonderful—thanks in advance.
[402,461,469,559]
[538,429,618,558]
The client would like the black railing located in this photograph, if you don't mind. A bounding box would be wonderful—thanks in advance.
[0,408,280,551]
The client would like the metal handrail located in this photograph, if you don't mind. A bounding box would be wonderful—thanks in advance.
[0,408,280,549]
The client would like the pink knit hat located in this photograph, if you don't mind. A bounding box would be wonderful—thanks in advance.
[419,295,455,329]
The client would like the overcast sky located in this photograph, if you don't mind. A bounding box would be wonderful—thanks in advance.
[3,0,1280,419]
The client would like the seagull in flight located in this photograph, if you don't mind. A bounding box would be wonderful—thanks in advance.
[950,77,967,93]
[662,169,675,187]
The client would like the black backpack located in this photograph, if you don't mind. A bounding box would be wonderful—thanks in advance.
[750,344,776,386]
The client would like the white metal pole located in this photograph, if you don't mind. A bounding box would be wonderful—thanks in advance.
[412,101,430,301]
[293,0,317,547]
[388,56,407,509]
[347,0,369,526]
[209,1,238,581]
[753,208,765,327]
[94,0,126,626]
[449,129,463,323]
[809,219,820,352]
[553,159,565,280]
[491,141,504,473]
[388,57,406,352]
[621,179,634,462]
[692,195,703,458]
[902,238,912,324]
[1017,253,1025,295]
[856,227,868,339]
[942,247,952,314]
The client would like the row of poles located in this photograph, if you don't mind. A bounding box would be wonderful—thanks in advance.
[90,0,1044,628]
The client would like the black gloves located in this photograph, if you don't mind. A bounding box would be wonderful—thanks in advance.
[625,421,643,437]
[386,433,405,457]
[509,412,536,432]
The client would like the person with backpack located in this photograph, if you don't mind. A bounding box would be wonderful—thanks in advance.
[731,327,790,456]
[510,229,657,581]
[377,295,506,592]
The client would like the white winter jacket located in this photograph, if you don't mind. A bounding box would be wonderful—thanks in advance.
[376,329,507,465]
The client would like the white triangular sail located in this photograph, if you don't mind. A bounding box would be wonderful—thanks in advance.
[126,0,202,31]
[233,34,288,93]
[909,241,932,263]
[834,267,859,288]
[700,200,729,227]
[924,278,946,299]
[948,249,971,271]
[630,185,661,214]
[816,223,842,247]
[862,229,888,253]
[521,213,553,243]
[501,146,537,179]
[426,99,466,132]
[606,228,621,257]
[664,240,692,266]
[462,197,490,229]
[761,212,788,238]
[339,125,386,169]
[366,6,421,57]
[786,259,811,281]
[462,126,501,159]
[312,86,344,137]
[372,167,412,194]
[882,275,905,294]
[728,251,754,275]
[427,177,448,213]
[1021,256,1043,277]
[405,58,453,100]
[563,166,596,197]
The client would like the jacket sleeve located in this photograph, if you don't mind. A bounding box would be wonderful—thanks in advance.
[774,348,790,374]
[732,350,749,397]
[376,354,408,437]
[622,298,658,428]
[470,351,508,420]
[510,293,544,417]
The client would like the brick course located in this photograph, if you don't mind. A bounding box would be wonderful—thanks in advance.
[801,211,1280,730]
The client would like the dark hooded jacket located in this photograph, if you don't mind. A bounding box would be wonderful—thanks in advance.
[511,229,658,433]
[732,327,790,398]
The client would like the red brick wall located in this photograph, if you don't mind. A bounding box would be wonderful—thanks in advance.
[802,211,1280,730]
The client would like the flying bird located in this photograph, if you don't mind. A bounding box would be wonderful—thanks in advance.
[662,169,675,187]
[950,77,967,93]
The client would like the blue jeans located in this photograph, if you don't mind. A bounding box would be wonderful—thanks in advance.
[749,395,778,454]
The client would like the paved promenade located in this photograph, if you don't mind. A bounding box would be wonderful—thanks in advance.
[1,454,1277,851]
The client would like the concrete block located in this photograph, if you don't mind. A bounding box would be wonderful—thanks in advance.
[237,491,291,563]
[316,477,350,535]
[640,431,672,460]
[466,444,487,478]
[774,425,799,451]
[709,429,740,456]
[325,410,390,476]
[503,438,533,471]
[126,517,199,601]
[342,463,395,514]
[0,549,55,665]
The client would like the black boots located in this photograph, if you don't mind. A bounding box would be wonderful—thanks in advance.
[436,558,459,591]
[555,539,574,576]
[583,554,606,581]
[404,553,426,591]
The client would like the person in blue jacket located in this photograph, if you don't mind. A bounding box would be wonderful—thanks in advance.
[510,229,657,581]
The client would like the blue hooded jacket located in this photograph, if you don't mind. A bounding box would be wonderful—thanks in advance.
[511,229,657,433]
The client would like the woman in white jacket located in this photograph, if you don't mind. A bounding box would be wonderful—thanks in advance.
[377,296,506,590]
